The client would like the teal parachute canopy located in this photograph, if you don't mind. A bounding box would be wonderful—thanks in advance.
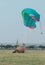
[22,8,40,29]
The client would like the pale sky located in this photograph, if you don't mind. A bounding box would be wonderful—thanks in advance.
[0,0,45,45]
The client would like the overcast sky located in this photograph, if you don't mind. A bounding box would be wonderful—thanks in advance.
[0,0,45,45]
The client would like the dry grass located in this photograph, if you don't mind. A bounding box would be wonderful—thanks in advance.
[0,50,45,65]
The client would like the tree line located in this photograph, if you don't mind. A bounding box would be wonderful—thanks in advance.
[0,44,45,50]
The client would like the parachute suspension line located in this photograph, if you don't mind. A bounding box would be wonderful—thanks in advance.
[26,17,32,43]
[26,28,28,43]
[40,21,43,34]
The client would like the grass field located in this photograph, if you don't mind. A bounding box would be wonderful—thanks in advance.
[0,50,45,65]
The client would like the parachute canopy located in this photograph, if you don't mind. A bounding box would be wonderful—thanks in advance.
[22,8,40,29]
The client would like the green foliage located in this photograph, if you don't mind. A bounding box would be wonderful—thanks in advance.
[0,44,45,50]
[39,45,45,49]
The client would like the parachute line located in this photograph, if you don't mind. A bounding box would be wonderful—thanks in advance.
[40,21,43,34]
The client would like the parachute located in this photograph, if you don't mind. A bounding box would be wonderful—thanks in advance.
[22,8,40,29]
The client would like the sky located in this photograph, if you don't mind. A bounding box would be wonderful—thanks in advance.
[0,0,45,45]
